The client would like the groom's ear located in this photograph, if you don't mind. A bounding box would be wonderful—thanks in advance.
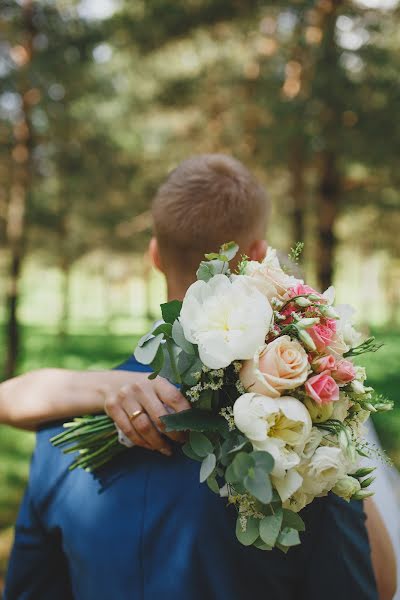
[149,237,164,273]
[247,239,267,262]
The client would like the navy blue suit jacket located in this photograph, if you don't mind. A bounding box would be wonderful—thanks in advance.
[5,356,377,599]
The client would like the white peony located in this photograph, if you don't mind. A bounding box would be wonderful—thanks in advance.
[179,274,273,369]
[300,446,347,498]
[240,336,310,398]
[233,393,312,482]
[242,248,302,301]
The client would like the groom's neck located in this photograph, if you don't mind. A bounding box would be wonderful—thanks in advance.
[165,276,192,302]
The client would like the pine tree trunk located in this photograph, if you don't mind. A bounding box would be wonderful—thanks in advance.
[4,0,35,378]
[290,144,307,250]
[314,0,343,292]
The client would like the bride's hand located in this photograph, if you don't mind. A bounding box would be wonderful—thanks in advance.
[104,377,191,456]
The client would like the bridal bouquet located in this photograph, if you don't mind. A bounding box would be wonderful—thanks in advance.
[52,242,392,552]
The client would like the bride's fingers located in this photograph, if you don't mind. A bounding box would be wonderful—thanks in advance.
[134,383,186,444]
[104,389,151,449]
[121,386,172,456]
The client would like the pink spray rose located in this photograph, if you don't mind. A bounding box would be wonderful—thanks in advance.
[288,283,320,299]
[305,371,340,405]
[308,319,336,352]
[312,354,336,374]
[332,359,356,384]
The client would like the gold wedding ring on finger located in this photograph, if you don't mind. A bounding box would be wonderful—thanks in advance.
[128,409,144,422]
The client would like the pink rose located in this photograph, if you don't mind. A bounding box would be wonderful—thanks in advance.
[308,319,336,352]
[305,371,340,405]
[312,354,336,374]
[332,359,356,384]
[288,283,320,298]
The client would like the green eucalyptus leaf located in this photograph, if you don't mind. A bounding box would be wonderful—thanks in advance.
[244,468,273,504]
[282,509,305,532]
[253,538,273,551]
[150,345,164,375]
[206,475,220,494]
[161,300,182,324]
[172,320,195,354]
[277,527,301,547]
[220,241,239,261]
[200,453,216,482]
[259,510,283,547]
[198,388,213,411]
[235,516,259,547]
[182,442,203,462]
[204,252,222,261]
[152,322,173,337]
[182,357,203,386]
[196,261,215,282]
[190,432,214,457]
[134,334,163,365]
[231,452,254,481]
[251,451,275,473]
[276,543,290,554]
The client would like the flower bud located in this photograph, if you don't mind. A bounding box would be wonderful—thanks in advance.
[297,329,317,351]
[296,317,320,329]
[351,467,375,478]
[295,297,313,307]
[304,397,333,422]
[352,489,374,501]
[319,305,340,319]
[360,476,375,489]
[332,476,361,502]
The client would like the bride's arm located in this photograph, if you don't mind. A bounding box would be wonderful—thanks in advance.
[0,369,189,453]
[365,498,397,600]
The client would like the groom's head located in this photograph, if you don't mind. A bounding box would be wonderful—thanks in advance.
[150,154,270,296]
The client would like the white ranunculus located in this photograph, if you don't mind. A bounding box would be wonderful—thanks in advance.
[242,248,302,301]
[331,393,351,422]
[179,274,273,369]
[332,475,361,502]
[233,393,312,479]
[240,336,310,398]
[301,427,324,460]
[272,468,303,503]
[301,446,347,497]
[335,304,362,349]
[283,489,313,513]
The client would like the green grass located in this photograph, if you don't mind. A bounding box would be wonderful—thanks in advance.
[0,325,398,588]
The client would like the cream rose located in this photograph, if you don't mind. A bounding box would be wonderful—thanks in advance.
[242,248,302,301]
[179,274,273,369]
[240,336,310,398]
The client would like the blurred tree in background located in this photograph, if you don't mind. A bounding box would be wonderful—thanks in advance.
[0,0,399,586]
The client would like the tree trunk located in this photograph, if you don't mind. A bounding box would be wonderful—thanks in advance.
[314,0,343,292]
[4,0,35,378]
[289,143,307,250]
[316,150,340,291]
[58,257,71,339]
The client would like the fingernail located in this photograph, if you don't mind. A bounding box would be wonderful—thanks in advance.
[161,448,172,456]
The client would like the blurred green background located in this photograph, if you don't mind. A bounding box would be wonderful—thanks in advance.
[0,0,399,591]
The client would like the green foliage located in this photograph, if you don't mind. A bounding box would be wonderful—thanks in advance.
[259,510,283,547]
[161,408,229,436]
[161,301,182,325]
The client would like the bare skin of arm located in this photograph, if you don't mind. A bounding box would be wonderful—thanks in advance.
[365,497,397,600]
[0,369,190,454]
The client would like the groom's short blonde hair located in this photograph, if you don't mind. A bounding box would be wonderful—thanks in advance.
[152,154,269,272]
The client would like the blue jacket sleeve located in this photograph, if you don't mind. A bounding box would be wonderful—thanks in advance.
[300,496,378,600]
[4,458,73,599]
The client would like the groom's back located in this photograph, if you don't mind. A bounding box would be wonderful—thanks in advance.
[5,357,377,600]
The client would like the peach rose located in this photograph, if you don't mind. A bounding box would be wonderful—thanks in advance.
[332,359,356,384]
[305,371,340,405]
[312,354,336,374]
[240,335,310,398]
